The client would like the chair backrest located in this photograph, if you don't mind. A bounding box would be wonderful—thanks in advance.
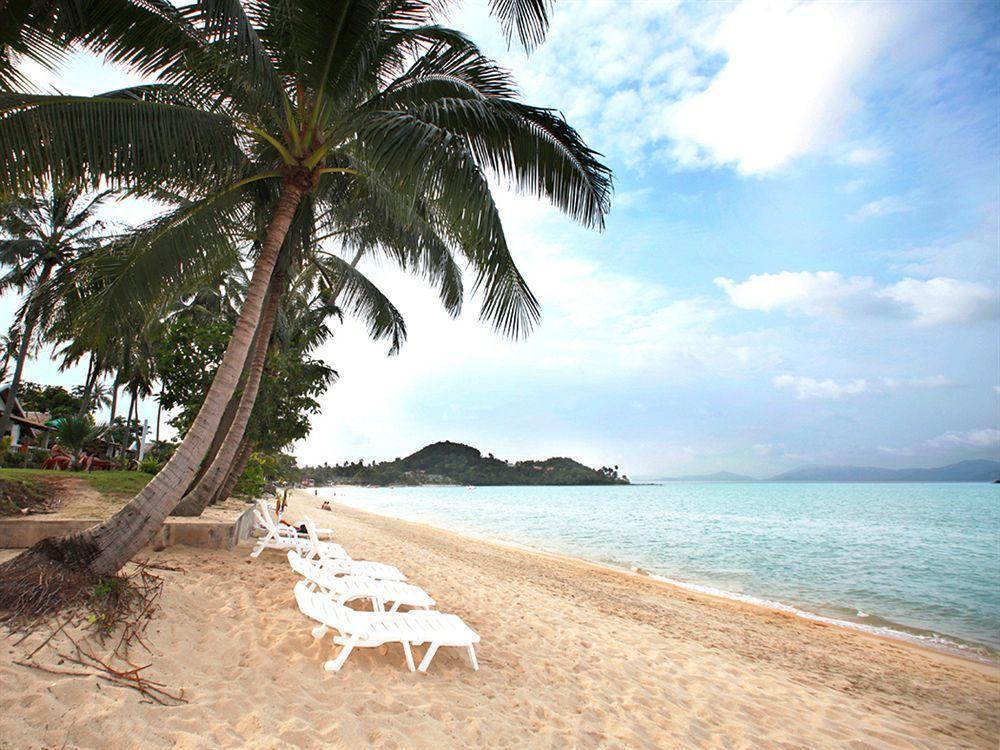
[294,581,366,633]
[303,515,325,558]
[287,549,323,583]
[256,498,280,533]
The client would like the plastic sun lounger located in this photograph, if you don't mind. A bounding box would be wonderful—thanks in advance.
[287,550,434,613]
[250,502,350,560]
[293,581,480,673]
[299,516,407,581]
[254,498,336,540]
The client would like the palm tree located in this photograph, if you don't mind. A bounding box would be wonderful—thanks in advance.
[172,256,394,515]
[0,185,108,441]
[0,0,610,587]
[50,414,105,470]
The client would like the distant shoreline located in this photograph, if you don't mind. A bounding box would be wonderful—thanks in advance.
[314,484,999,663]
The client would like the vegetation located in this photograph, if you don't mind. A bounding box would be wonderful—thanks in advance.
[18,382,83,419]
[302,441,629,486]
[0,468,153,502]
[0,0,611,618]
[49,415,105,470]
[0,186,110,439]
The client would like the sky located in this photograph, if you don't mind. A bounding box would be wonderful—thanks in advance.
[4,0,999,478]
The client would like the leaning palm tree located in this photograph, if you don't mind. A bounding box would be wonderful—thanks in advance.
[0,1,610,599]
[0,185,108,441]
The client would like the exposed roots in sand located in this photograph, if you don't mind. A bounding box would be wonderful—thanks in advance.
[1,547,187,706]
[0,544,102,626]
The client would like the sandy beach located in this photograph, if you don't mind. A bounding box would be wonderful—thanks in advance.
[1,490,997,749]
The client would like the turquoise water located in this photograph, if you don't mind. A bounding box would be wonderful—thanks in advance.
[316,483,1000,657]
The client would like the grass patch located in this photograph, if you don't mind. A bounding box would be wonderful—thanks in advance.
[0,469,152,502]
[78,471,153,498]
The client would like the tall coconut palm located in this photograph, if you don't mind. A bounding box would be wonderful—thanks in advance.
[172,252,398,515]
[0,185,108,441]
[0,0,610,591]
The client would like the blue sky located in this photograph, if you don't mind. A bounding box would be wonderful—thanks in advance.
[5,0,999,477]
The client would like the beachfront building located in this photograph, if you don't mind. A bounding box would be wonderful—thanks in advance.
[0,382,52,450]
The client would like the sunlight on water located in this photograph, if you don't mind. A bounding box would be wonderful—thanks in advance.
[317,483,1000,657]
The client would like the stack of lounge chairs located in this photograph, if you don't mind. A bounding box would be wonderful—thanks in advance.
[251,499,480,674]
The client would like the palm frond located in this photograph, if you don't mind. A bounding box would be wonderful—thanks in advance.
[0,93,248,198]
[489,0,552,51]
[311,253,407,355]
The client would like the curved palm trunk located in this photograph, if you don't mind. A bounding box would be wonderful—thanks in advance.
[211,433,255,506]
[171,270,285,516]
[0,263,52,440]
[182,301,269,495]
[0,178,309,580]
[174,247,362,517]
[105,379,119,458]
[77,352,98,416]
[119,388,137,468]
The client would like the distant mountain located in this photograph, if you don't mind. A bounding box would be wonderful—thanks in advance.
[301,441,629,486]
[661,471,758,482]
[652,460,1000,483]
[767,460,1000,482]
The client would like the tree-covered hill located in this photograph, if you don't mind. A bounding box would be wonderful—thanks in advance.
[302,441,629,486]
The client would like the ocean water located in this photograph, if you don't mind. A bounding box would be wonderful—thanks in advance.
[315,482,1000,658]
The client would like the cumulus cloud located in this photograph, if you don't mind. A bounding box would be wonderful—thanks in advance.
[924,428,1000,449]
[880,428,1000,456]
[715,271,998,326]
[848,195,914,222]
[664,0,904,174]
[455,0,911,175]
[843,146,889,165]
[772,375,868,400]
[774,373,953,401]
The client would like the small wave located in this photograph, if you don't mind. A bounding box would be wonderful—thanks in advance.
[645,573,996,663]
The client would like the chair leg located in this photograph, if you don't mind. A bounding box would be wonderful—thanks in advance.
[417,642,440,673]
[467,644,479,670]
[401,641,415,671]
[388,601,401,613]
[324,636,358,672]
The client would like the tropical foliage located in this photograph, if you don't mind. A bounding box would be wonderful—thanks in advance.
[0,0,611,596]
[302,441,629,486]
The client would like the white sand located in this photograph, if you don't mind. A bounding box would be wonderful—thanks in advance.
[1,491,997,748]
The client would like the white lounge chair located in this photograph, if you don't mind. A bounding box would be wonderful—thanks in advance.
[298,516,407,581]
[254,498,336,540]
[251,503,350,560]
[293,581,479,673]
[287,551,433,612]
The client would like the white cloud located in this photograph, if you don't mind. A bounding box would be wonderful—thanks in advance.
[665,0,904,174]
[881,428,1000,456]
[882,277,997,326]
[843,146,889,166]
[881,375,953,389]
[848,195,914,222]
[716,271,997,326]
[772,375,868,400]
[924,428,1000,449]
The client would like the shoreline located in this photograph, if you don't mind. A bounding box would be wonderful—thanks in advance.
[313,485,998,666]
[2,493,996,747]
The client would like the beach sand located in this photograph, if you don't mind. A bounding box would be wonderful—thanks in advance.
[1,490,997,749]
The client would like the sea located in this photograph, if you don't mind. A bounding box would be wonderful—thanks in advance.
[314,482,1000,660]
